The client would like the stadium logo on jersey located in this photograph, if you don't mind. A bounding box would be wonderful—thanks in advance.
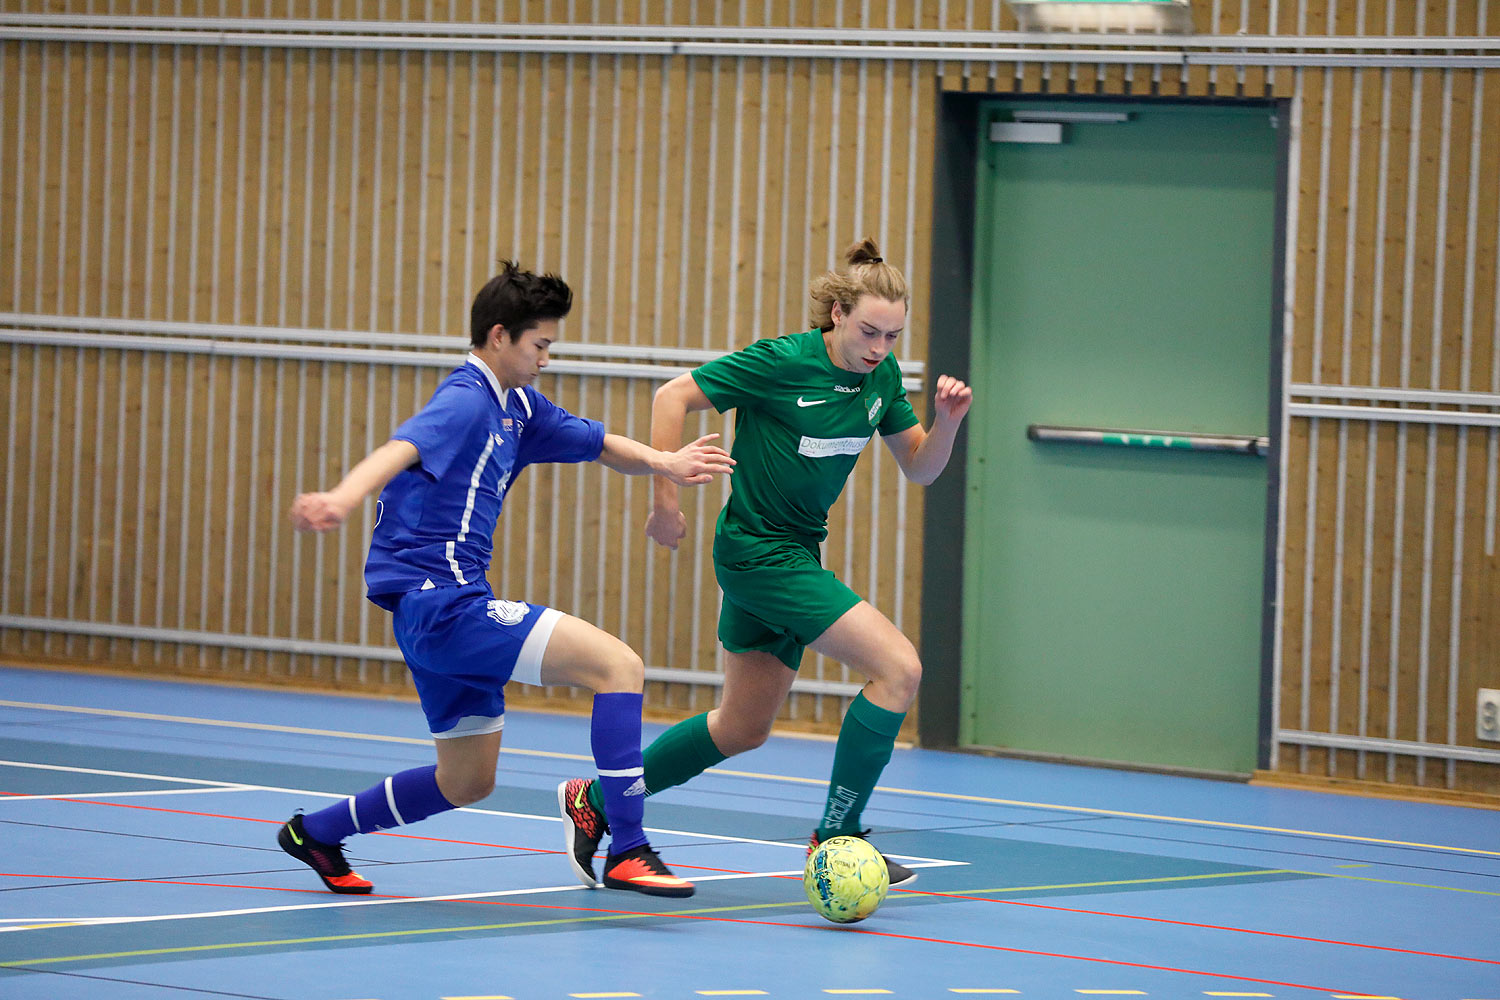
[486,600,530,626]
[867,397,884,424]
[834,384,860,393]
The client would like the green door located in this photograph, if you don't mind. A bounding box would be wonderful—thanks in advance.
[961,101,1279,774]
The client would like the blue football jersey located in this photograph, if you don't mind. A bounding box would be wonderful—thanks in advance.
[363,354,604,609]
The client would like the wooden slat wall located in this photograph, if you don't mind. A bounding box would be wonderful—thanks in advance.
[3,3,1499,791]
[0,10,936,732]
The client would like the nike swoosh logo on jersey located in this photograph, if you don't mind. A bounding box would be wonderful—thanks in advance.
[796,396,828,407]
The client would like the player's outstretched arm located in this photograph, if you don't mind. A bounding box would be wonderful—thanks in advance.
[597,432,734,484]
[882,374,974,486]
[643,373,720,550]
[289,438,420,532]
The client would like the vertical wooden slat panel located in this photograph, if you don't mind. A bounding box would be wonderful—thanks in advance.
[1,12,1498,766]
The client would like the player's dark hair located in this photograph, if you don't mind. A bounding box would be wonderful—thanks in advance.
[470,260,573,347]
[808,237,910,332]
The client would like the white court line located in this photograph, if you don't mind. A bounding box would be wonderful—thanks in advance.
[0,867,916,933]
[0,758,967,933]
[0,758,961,867]
[0,698,587,761]
[0,759,251,787]
[7,698,1494,859]
[0,786,252,802]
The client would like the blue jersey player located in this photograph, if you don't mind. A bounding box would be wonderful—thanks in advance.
[280,261,733,898]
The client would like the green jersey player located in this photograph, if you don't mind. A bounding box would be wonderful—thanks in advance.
[557,238,973,889]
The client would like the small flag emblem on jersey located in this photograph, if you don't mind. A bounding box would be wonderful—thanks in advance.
[486,600,530,626]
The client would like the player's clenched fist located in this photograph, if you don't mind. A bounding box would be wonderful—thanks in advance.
[289,492,350,532]
[933,374,972,425]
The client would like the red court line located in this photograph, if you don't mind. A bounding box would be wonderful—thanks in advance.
[9,791,1475,974]
[0,794,762,876]
[0,872,406,898]
[0,890,1371,996]
[902,888,1500,967]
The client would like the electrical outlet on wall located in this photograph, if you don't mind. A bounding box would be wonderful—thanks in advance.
[1479,689,1500,743]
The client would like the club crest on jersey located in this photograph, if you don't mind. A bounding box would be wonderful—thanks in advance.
[867,397,884,424]
[486,600,530,626]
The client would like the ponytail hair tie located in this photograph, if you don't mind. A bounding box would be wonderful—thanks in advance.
[869,256,883,264]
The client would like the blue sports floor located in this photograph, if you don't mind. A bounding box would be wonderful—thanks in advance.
[0,663,1496,999]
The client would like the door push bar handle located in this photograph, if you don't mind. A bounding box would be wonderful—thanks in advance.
[1027,424,1271,456]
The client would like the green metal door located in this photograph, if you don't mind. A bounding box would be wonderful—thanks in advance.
[961,101,1279,774]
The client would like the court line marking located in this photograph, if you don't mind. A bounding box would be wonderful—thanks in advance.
[3,699,1494,858]
[918,887,1500,967]
[0,903,1366,995]
[13,865,1490,974]
[0,870,802,931]
[1277,868,1500,897]
[0,758,962,867]
[0,787,251,802]
[0,759,250,787]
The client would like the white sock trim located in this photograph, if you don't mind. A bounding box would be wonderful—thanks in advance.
[383,775,407,826]
[346,796,358,831]
[597,766,645,778]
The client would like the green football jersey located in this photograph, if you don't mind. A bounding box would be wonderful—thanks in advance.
[691,329,920,541]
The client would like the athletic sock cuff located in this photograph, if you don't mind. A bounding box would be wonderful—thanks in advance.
[687,711,730,768]
[848,691,906,739]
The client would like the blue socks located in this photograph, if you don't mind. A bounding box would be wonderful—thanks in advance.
[591,691,649,856]
[298,695,649,858]
[301,764,455,844]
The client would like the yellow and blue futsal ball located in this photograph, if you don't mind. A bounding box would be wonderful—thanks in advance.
[803,835,890,924]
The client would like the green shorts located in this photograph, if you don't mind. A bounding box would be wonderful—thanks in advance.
[712,525,862,671]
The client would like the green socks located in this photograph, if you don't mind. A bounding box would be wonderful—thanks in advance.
[588,711,727,815]
[585,695,904,842]
[816,691,906,839]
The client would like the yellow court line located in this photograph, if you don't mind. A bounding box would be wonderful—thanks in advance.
[5,698,1495,858]
[0,897,840,967]
[0,869,1306,969]
[950,869,1301,895]
[1281,869,1500,896]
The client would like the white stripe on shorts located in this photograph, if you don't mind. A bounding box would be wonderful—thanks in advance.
[508,606,563,687]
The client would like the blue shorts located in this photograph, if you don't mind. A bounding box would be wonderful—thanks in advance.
[391,581,562,739]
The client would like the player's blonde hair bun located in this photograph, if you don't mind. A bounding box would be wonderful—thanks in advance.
[809,237,910,332]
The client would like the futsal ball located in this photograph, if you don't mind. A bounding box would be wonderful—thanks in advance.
[803,835,890,924]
